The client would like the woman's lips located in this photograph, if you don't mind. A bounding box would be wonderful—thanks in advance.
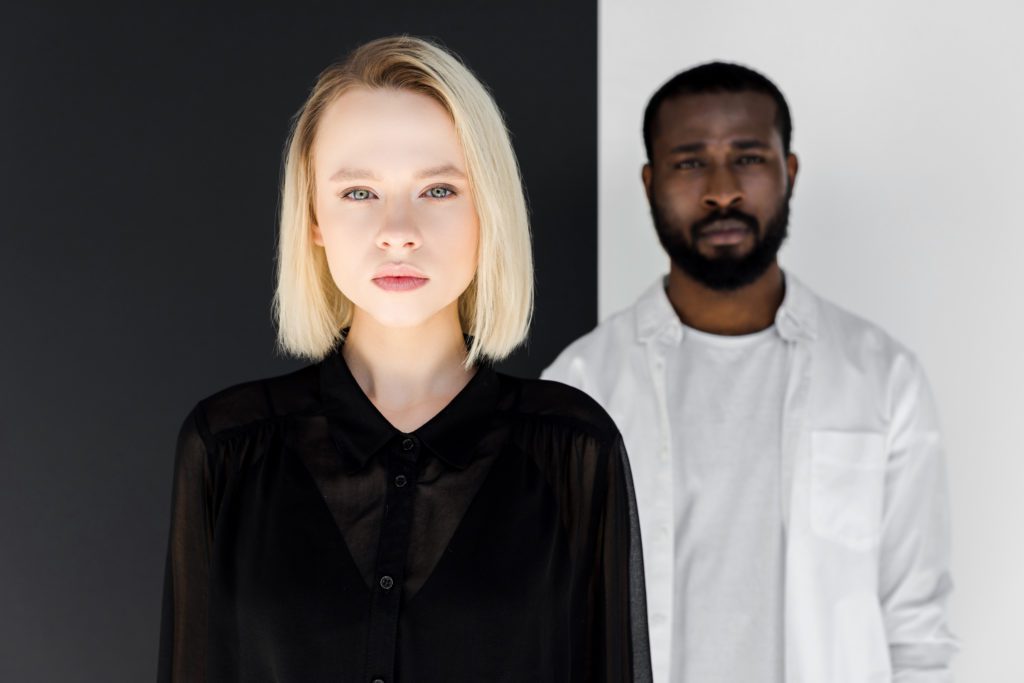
[372,276,429,291]
[371,263,428,291]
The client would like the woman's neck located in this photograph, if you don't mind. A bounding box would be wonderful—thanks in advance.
[342,302,476,432]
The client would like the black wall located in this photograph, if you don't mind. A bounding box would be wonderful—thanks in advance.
[0,5,597,681]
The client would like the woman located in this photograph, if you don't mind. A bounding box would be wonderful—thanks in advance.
[158,36,651,682]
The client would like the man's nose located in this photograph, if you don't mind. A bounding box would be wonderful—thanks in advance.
[702,165,743,211]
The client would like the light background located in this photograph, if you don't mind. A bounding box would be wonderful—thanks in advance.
[599,0,1023,680]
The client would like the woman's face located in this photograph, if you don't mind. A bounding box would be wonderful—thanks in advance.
[312,88,479,329]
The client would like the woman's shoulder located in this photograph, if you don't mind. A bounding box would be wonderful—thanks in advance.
[499,374,621,447]
[185,362,322,443]
[497,375,632,502]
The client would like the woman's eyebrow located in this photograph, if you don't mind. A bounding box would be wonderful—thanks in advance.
[415,163,466,180]
[328,164,466,182]
[329,167,379,182]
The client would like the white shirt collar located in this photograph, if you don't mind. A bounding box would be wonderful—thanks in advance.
[633,269,818,344]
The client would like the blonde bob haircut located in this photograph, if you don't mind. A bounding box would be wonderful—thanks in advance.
[273,35,533,367]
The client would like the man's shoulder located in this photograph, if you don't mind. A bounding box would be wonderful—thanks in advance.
[808,284,918,365]
[544,300,642,378]
[797,279,940,433]
[796,280,931,403]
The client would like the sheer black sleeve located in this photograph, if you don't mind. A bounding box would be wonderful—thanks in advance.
[157,406,214,683]
[516,378,653,682]
[591,433,653,682]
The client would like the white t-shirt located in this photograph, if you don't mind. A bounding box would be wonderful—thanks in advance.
[667,322,788,683]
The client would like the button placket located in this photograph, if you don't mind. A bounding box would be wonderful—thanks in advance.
[362,435,420,683]
[645,337,676,682]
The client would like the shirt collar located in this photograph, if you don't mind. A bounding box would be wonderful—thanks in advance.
[634,275,680,343]
[319,341,501,472]
[634,269,818,344]
[773,271,818,343]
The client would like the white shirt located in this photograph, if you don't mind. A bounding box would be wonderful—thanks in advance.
[667,322,786,682]
[542,272,958,683]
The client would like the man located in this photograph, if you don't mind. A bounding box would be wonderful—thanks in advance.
[543,63,958,682]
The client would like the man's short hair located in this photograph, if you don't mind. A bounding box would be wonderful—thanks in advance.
[642,62,793,161]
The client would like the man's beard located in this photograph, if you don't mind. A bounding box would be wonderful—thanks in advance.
[651,192,791,291]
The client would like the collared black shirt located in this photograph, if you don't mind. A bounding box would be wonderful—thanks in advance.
[158,346,652,682]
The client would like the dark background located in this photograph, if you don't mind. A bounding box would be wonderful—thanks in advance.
[0,5,597,681]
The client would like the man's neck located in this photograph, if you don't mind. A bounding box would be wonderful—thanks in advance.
[665,262,785,336]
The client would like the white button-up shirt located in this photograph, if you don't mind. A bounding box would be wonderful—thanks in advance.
[542,272,959,683]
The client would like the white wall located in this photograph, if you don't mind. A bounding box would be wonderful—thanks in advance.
[599,0,1023,680]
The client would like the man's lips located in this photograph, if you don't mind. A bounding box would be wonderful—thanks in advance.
[697,219,753,246]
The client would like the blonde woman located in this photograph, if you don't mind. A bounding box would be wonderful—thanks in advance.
[158,36,651,683]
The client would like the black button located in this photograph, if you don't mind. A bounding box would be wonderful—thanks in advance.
[401,437,416,451]
[379,575,394,590]
[394,474,408,488]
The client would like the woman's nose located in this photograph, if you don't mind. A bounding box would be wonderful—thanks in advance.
[375,202,422,251]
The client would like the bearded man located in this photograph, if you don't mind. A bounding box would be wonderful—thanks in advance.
[543,62,958,683]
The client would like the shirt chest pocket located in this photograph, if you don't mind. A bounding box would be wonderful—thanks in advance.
[810,430,887,550]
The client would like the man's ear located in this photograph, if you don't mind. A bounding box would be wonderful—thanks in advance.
[786,153,799,193]
[641,163,653,203]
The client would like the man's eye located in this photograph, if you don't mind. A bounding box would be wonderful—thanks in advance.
[736,155,766,165]
[674,159,703,170]
[424,186,455,199]
[344,188,376,201]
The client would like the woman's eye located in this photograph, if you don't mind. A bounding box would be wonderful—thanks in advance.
[425,186,455,199]
[344,188,375,201]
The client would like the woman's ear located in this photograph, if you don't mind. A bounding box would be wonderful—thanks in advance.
[311,222,324,247]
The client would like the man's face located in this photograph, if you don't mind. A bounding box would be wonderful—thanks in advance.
[642,91,797,291]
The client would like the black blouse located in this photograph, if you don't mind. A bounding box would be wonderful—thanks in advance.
[158,344,652,682]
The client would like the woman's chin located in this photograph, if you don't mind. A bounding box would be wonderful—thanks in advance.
[355,302,454,331]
